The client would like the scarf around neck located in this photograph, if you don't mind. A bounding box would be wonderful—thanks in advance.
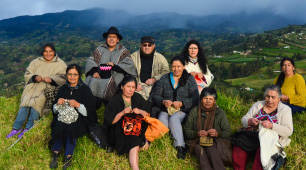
[65,78,83,91]
[189,56,198,65]
[197,102,217,131]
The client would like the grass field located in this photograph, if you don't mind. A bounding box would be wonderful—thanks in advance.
[1,92,306,170]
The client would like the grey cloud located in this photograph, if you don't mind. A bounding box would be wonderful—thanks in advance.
[0,0,306,21]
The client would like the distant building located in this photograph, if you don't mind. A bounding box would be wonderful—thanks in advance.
[284,46,290,49]
[215,55,222,58]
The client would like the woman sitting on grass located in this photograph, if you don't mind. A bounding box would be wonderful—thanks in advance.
[50,64,97,170]
[153,56,199,159]
[273,57,306,114]
[232,85,293,170]
[184,87,231,170]
[6,43,66,138]
[103,75,151,170]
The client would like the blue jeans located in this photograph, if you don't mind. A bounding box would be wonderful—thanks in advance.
[13,107,39,130]
[158,111,187,147]
[52,135,77,155]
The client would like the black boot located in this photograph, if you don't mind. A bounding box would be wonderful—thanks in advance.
[50,152,59,169]
[176,146,186,160]
[63,155,72,170]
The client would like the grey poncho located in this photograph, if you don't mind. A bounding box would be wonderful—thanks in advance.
[84,43,136,100]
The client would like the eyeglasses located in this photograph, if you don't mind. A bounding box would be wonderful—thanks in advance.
[142,43,152,47]
[67,73,79,77]
[189,47,198,50]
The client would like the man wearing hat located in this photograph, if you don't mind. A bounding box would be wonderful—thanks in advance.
[131,36,169,100]
[84,26,136,107]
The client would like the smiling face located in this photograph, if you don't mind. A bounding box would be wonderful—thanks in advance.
[265,90,280,108]
[141,42,155,55]
[188,44,199,59]
[122,81,136,99]
[67,68,79,87]
[106,34,119,49]
[171,60,185,77]
[43,46,55,63]
[281,60,295,77]
[202,95,216,109]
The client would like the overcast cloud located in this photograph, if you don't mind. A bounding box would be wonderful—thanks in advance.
[1,0,306,21]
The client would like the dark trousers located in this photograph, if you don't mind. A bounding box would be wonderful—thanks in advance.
[52,135,77,156]
[232,146,263,170]
[282,102,306,114]
[193,142,226,170]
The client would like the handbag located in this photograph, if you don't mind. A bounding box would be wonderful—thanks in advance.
[215,138,232,166]
[143,116,169,142]
[231,127,259,152]
[55,100,79,124]
[88,123,109,149]
[43,85,59,114]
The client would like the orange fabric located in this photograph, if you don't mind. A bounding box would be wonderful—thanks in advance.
[144,116,169,142]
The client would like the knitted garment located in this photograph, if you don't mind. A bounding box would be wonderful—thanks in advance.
[259,124,279,170]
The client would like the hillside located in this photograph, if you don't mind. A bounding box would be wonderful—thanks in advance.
[1,8,306,40]
[1,92,305,169]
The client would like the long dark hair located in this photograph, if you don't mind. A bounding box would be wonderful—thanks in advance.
[170,55,190,86]
[181,40,208,74]
[116,75,138,94]
[41,43,56,56]
[275,57,295,87]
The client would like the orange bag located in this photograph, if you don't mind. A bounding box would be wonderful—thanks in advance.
[144,116,169,142]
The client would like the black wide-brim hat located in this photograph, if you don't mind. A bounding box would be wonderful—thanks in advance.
[102,26,123,40]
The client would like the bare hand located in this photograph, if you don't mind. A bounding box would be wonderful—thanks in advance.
[281,95,289,102]
[190,72,197,77]
[107,62,114,66]
[208,129,218,137]
[145,78,156,85]
[93,72,100,78]
[42,77,52,83]
[262,120,273,129]
[132,108,142,114]
[198,130,208,137]
[163,100,173,108]
[250,118,260,126]
[68,99,80,108]
[141,140,149,151]
[172,101,182,109]
[122,107,133,115]
[35,75,43,82]
[135,84,143,92]
[57,98,66,105]
[197,73,204,79]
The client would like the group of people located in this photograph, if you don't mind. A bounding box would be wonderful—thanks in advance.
[5,26,305,170]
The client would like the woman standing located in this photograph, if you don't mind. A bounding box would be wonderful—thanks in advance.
[103,75,150,170]
[181,40,214,93]
[6,43,66,138]
[50,64,97,170]
[153,56,199,159]
[273,57,306,114]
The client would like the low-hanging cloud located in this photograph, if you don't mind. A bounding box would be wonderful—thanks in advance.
[1,0,306,21]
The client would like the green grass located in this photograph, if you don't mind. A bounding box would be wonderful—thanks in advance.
[1,93,306,170]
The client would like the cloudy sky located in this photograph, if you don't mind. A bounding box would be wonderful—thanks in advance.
[1,0,306,20]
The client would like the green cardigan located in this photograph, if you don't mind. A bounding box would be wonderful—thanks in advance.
[184,106,231,140]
